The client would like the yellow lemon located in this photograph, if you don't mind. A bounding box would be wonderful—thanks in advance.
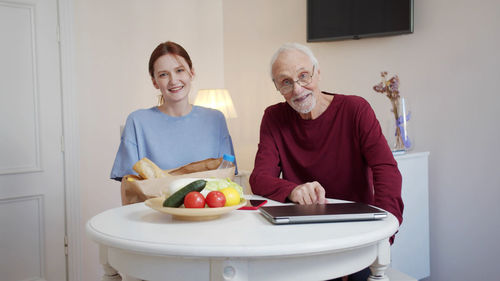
[220,187,241,206]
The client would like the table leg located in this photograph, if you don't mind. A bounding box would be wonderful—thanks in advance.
[100,245,123,281]
[368,239,390,281]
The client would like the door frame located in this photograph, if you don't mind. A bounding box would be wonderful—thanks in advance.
[58,0,82,280]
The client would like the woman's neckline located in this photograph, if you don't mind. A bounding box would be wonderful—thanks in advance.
[156,103,193,117]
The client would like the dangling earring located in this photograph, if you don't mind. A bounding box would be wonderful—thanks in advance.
[157,94,164,106]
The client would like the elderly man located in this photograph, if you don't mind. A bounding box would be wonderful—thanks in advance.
[249,43,403,279]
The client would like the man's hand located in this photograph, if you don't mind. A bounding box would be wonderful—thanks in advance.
[288,181,327,205]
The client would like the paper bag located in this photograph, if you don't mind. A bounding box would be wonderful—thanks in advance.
[120,158,235,205]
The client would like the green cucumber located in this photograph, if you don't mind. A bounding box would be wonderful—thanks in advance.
[163,179,207,207]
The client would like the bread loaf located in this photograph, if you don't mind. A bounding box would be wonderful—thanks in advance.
[168,157,222,175]
[133,157,167,179]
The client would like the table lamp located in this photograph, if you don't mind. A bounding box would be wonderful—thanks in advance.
[194,89,237,119]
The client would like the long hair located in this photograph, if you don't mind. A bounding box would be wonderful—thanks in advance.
[149,41,193,105]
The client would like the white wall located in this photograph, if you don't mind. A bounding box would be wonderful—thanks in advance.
[223,0,500,280]
[75,0,500,280]
[74,0,224,280]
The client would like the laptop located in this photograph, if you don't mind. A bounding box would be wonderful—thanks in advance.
[259,202,387,225]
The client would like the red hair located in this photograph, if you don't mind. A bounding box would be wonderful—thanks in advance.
[148,41,193,77]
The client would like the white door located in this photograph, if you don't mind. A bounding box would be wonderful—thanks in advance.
[0,0,67,280]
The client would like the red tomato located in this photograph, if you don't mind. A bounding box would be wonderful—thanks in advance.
[205,191,226,208]
[184,191,206,208]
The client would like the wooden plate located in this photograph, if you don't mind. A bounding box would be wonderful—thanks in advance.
[145,197,247,221]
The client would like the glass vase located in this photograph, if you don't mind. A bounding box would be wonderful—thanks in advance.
[390,96,412,152]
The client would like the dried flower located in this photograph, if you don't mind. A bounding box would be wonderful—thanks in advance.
[373,71,410,151]
[373,71,400,100]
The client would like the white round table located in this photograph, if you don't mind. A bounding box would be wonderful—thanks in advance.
[86,198,398,281]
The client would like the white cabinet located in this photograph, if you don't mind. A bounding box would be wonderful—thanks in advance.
[391,152,430,280]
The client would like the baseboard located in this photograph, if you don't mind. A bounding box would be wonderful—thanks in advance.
[386,267,418,281]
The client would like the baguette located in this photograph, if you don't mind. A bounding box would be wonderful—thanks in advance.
[168,157,222,175]
[133,157,167,179]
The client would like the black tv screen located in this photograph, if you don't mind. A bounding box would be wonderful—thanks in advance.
[307,0,414,42]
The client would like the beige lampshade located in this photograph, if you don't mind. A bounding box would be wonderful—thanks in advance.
[194,89,238,119]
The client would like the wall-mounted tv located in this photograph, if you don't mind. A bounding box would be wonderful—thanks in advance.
[307,0,414,42]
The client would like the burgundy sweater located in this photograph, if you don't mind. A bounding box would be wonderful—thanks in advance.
[250,93,404,225]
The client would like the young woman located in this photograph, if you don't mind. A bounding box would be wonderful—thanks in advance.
[110,41,236,181]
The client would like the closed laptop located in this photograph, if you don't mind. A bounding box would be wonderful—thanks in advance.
[259,202,387,224]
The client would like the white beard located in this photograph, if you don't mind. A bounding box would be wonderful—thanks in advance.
[289,91,317,114]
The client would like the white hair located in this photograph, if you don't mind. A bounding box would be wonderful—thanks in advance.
[269,43,319,78]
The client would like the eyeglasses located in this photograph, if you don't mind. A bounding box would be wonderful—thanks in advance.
[273,65,315,95]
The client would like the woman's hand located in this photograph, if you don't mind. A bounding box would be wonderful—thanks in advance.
[288,181,327,205]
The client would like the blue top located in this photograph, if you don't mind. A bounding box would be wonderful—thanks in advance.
[110,105,236,180]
